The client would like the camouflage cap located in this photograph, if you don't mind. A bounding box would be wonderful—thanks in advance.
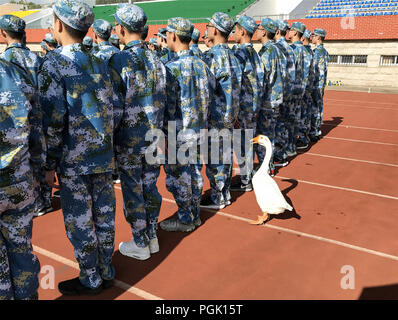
[148,37,157,45]
[83,36,93,46]
[155,27,167,40]
[259,17,277,34]
[114,3,147,32]
[52,0,94,32]
[0,14,26,33]
[208,12,235,35]
[313,28,327,37]
[44,32,57,45]
[167,17,194,38]
[236,15,258,35]
[303,29,312,39]
[191,28,201,41]
[276,19,290,32]
[290,21,306,34]
[109,33,119,44]
[40,40,49,52]
[92,19,113,39]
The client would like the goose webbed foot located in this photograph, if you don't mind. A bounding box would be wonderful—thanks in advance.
[249,213,270,225]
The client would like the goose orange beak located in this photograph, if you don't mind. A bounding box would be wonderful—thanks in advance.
[251,136,260,144]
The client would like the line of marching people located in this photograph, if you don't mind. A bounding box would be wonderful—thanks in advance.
[0,0,329,300]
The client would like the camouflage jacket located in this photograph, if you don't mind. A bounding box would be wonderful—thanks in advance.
[313,44,330,92]
[38,43,123,177]
[110,40,167,160]
[189,44,203,60]
[159,46,176,64]
[303,45,315,95]
[0,59,45,183]
[234,42,264,127]
[91,41,120,62]
[203,43,242,129]
[274,37,296,101]
[0,42,42,87]
[290,40,311,99]
[258,40,283,111]
[165,50,215,145]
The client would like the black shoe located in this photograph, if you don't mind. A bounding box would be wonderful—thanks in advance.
[274,158,289,167]
[193,217,201,227]
[53,190,60,198]
[159,216,196,232]
[230,182,253,192]
[25,292,39,300]
[296,141,309,150]
[310,135,320,143]
[200,197,226,210]
[58,277,103,296]
[102,279,114,290]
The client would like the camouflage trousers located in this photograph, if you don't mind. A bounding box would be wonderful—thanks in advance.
[35,168,52,210]
[310,88,324,138]
[257,107,287,162]
[283,98,300,154]
[234,118,256,185]
[0,170,40,300]
[298,91,313,144]
[59,173,116,289]
[118,154,162,248]
[205,130,233,204]
[164,161,203,224]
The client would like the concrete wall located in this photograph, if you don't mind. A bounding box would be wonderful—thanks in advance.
[324,40,398,89]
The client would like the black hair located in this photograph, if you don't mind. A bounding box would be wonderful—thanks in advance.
[177,34,191,44]
[54,13,86,40]
[236,23,253,39]
[4,30,24,40]
[279,30,287,37]
[266,30,276,40]
[297,31,303,39]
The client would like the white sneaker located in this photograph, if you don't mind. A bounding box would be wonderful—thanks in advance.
[149,238,159,254]
[119,238,150,260]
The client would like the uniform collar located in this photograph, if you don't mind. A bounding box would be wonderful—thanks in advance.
[239,42,253,48]
[212,43,230,50]
[98,41,111,48]
[124,39,145,50]
[176,49,192,57]
[293,40,303,45]
[190,44,199,48]
[6,42,26,50]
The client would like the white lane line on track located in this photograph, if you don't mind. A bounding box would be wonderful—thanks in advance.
[274,176,398,200]
[324,136,398,147]
[140,192,398,262]
[325,103,398,111]
[297,152,398,168]
[33,245,163,300]
[325,98,398,106]
[114,186,398,259]
[322,123,398,133]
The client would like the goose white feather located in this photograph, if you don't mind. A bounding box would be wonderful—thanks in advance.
[252,135,293,215]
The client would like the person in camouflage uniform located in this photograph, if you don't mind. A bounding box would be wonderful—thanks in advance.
[256,18,283,173]
[91,19,120,61]
[82,35,93,51]
[156,27,176,64]
[230,15,263,192]
[200,12,242,210]
[311,28,329,141]
[300,28,315,146]
[160,17,216,232]
[0,15,53,217]
[38,0,123,296]
[147,37,159,52]
[189,28,202,59]
[202,29,213,49]
[0,59,46,300]
[141,24,148,42]
[110,4,167,260]
[289,22,311,151]
[41,32,58,56]
[274,20,297,163]
[109,33,120,49]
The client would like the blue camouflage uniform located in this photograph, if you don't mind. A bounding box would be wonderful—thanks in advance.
[0,59,45,300]
[189,28,203,59]
[300,29,315,144]
[110,4,167,248]
[91,19,120,61]
[256,18,284,166]
[203,12,242,206]
[83,36,93,51]
[233,15,263,185]
[290,22,311,150]
[311,28,329,139]
[109,34,120,49]
[156,27,176,64]
[38,0,123,290]
[162,18,216,225]
[274,20,297,158]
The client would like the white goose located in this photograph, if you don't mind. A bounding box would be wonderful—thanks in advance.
[250,135,293,225]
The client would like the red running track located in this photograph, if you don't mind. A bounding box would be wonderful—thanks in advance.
[32,90,398,300]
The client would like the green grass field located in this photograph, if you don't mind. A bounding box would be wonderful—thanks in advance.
[93,0,256,25]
